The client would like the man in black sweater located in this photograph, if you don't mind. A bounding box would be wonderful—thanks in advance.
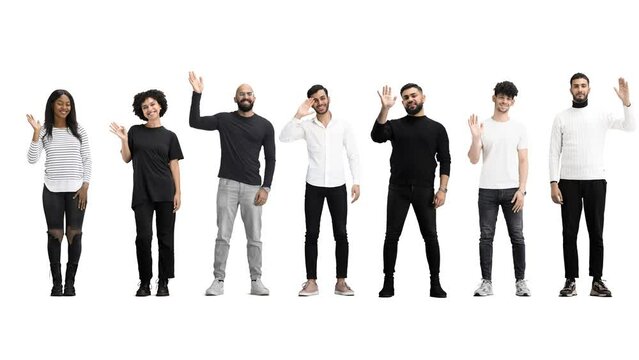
[371,83,450,298]
[188,71,276,296]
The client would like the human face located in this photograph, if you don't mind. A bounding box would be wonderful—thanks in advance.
[52,94,71,121]
[493,94,515,114]
[401,87,425,115]
[570,78,590,103]
[141,97,162,121]
[310,89,330,115]
[235,84,255,112]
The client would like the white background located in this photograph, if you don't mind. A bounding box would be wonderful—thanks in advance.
[2,0,638,358]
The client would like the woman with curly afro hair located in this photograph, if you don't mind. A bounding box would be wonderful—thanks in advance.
[110,89,183,297]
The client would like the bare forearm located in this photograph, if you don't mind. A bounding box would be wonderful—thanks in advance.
[170,160,181,194]
[468,136,482,164]
[376,107,390,124]
[120,139,131,163]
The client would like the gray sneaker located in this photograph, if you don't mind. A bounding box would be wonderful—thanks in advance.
[590,279,612,297]
[474,279,493,296]
[559,279,577,297]
[515,279,531,296]
[251,279,270,296]
[205,279,224,296]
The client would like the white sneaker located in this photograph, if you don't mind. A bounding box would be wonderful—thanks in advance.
[474,279,494,296]
[298,281,319,296]
[251,279,270,296]
[515,279,531,297]
[205,279,224,296]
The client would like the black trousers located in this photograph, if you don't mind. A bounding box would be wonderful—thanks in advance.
[304,183,348,279]
[383,184,440,276]
[559,180,606,279]
[133,201,175,282]
[42,185,84,267]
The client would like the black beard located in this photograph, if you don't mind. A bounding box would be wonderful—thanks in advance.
[405,103,423,115]
[572,95,588,103]
[238,101,254,112]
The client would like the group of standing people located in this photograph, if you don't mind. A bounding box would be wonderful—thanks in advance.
[27,72,634,298]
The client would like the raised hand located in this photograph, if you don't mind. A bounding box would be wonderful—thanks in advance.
[468,114,483,138]
[614,77,631,106]
[26,114,42,132]
[109,122,127,141]
[377,85,397,109]
[295,98,315,119]
[189,71,204,93]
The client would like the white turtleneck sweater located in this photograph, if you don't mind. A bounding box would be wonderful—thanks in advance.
[549,104,635,182]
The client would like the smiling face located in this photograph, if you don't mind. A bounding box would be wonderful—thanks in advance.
[52,94,72,121]
[309,89,330,115]
[401,87,425,115]
[492,94,515,114]
[141,97,162,121]
[570,78,590,103]
[235,84,255,112]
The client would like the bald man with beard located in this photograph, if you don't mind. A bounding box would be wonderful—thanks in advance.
[188,72,276,296]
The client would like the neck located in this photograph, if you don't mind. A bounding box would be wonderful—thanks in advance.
[145,119,162,128]
[53,117,66,128]
[317,111,332,126]
[572,99,588,108]
[492,111,509,122]
[238,110,254,118]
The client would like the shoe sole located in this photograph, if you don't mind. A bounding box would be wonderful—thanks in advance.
[559,293,577,297]
[474,293,493,296]
[299,291,319,296]
[590,292,612,297]
[205,292,223,296]
[334,291,354,296]
[379,294,394,298]
[516,293,531,297]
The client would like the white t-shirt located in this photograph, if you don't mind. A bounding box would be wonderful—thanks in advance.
[479,118,527,189]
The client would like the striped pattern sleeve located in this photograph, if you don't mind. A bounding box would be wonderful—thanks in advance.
[79,125,92,183]
[27,128,45,164]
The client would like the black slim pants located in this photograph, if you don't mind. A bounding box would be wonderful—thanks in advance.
[559,179,606,279]
[304,183,349,279]
[133,201,175,282]
[383,184,440,277]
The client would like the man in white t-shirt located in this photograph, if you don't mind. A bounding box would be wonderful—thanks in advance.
[549,73,634,297]
[467,81,530,297]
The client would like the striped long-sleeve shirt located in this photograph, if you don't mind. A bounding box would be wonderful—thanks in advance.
[27,125,92,192]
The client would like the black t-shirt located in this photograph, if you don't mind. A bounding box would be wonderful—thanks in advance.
[128,125,184,208]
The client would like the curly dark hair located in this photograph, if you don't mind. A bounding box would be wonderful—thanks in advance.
[400,83,423,96]
[494,81,518,98]
[132,89,167,121]
[43,89,81,143]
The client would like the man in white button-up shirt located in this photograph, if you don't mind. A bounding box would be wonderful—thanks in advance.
[280,85,360,296]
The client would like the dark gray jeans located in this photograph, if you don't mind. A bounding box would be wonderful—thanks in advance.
[478,188,526,280]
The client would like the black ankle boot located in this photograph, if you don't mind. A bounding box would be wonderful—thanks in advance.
[156,278,169,296]
[50,263,63,296]
[136,281,151,297]
[430,276,447,298]
[379,275,395,298]
[63,263,78,296]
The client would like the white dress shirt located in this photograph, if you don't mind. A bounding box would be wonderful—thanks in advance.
[280,116,360,187]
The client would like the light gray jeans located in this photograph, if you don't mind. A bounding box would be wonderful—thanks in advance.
[214,178,263,280]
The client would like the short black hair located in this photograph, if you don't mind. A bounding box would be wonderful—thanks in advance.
[570,72,589,85]
[307,84,328,98]
[494,81,518,98]
[400,83,423,96]
[132,89,168,121]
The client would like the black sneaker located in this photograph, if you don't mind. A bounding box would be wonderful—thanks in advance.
[590,279,612,297]
[559,279,577,297]
[136,282,151,297]
[430,280,447,298]
[379,276,394,298]
[63,284,76,297]
[156,279,169,297]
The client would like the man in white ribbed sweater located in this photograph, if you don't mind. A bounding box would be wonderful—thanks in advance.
[549,73,634,297]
